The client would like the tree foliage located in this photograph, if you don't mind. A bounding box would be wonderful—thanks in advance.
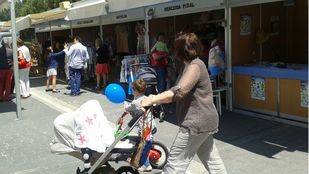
[0,0,81,21]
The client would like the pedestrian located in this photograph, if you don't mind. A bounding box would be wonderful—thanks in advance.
[0,38,13,102]
[95,38,111,90]
[45,46,65,93]
[150,33,169,93]
[64,38,73,90]
[64,36,89,96]
[17,38,31,99]
[142,33,227,174]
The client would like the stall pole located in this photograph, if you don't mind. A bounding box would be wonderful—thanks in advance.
[144,8,150,54]
[259,4,263,63]
[173,16,176,38]
[49,21,53,46]
[70,21,73,36]
[10,0,22,120]
[225,0,233,111]
[34,26,38,42]
[99,16,103,41]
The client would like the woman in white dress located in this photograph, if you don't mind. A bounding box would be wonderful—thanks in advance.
[17,38,31,99]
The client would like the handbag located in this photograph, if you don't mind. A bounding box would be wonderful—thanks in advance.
[18,58,29,69]
[130,110,149,168]
[150,51,168,67]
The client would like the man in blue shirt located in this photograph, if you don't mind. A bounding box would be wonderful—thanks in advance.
[64,36,89,96]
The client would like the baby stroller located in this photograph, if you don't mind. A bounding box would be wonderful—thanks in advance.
[129,63,166,122]
[50,100,168,174]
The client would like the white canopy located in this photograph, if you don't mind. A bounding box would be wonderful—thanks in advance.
[230,0,284,7]
[1,15,31,32]
[65,0,107,21]
[107,0,174,12]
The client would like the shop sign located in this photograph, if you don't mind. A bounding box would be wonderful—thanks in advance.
[250,77,265,101]
[240,14,251,35]
[300,81,308,108]
[164,2,195,12]
[151,0,223,18]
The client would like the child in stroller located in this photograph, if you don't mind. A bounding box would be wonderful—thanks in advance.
[50,92,167,174]
[124,78,156,172]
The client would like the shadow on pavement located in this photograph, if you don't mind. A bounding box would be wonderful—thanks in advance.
[215,111,308,157]
[163,107,308,159]
[0,101,25,114]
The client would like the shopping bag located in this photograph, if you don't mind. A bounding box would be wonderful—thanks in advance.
[130,138,145,168]
[130,109,150,168]
[150,51,168,67]
[18,58,29,69]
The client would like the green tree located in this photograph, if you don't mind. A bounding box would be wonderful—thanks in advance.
[0,0,81,21]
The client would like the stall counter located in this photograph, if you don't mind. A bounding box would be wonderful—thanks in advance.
[233,64,308,122]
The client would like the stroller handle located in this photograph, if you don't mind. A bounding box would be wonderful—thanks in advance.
[127,107,152,127]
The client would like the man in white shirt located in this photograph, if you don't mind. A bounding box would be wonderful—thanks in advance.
[64,36,89,96]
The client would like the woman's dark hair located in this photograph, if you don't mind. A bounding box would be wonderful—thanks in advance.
[46,46,52,54]
[157,32,165,40]
[17,38,24,47]
[174,32,203,62]
[73,36,82,42]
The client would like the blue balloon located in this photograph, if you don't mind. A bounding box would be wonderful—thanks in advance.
[104,83,126,104]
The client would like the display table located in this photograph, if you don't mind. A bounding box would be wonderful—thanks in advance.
[233,64,308,122]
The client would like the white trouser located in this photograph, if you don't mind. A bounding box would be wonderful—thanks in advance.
[162,129,227,174]
[19,68,30,97]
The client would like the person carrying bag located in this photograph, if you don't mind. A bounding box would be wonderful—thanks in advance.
[17,38,32,99]
[150,33,169,93]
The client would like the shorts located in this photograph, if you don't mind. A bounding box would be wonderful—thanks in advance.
[96,63,109,75]
[47,68,57,77]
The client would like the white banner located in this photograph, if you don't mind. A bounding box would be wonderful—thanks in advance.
[147,0,224,19]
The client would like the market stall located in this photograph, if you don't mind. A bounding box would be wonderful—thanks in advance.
[231,0,308,123]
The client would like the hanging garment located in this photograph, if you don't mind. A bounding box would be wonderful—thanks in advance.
[115,25,129,53]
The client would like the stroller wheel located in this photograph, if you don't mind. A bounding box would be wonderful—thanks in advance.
[117,166,139,174]
[159,112,165,122]
[93,166,116,174]
[149,141,169,169]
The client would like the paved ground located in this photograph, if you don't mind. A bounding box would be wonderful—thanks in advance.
[0,77,308,174]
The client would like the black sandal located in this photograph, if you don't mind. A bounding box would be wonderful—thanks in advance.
[45,89,52,92]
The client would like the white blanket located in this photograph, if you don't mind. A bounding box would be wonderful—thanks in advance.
[50,100,115,154]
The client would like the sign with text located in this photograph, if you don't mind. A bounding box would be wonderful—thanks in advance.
[148,0,224,18]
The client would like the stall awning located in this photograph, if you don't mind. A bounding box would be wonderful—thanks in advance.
[230,0,284,7]
[107,0,175,12]
[30,8,66,25]
[65,0,107,21]
[1,15,31,31]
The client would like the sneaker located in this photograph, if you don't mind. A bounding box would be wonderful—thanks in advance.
[94,86,100,91]
[45,89,52,92]
[137,165,152,172]
[52,90,60,93]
